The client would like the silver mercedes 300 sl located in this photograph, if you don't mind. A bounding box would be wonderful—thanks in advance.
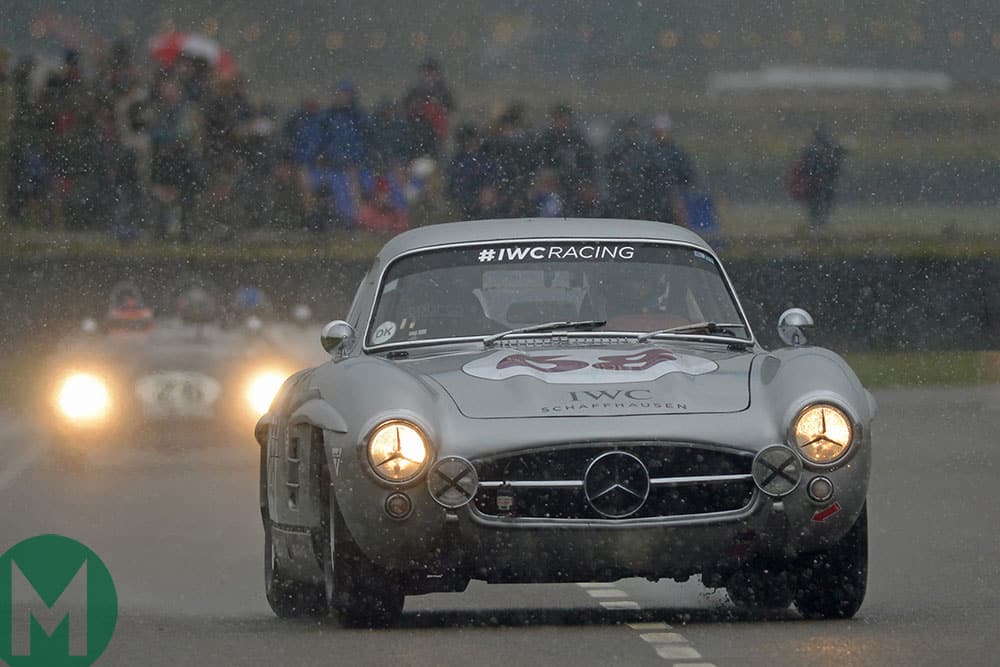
[256,219,875,626]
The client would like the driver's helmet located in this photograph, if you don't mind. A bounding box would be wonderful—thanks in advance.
[176,285,219,324]
[107,281,154,331]
[601,270,667,319]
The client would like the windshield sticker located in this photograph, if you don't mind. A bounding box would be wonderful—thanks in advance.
[371,321,398,344]
[463,348,717,384]
[478,245,635,263]
[693,250,714,264]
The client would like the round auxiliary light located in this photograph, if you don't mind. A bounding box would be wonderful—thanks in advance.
[807,476,835,503]
[385,492,413,519]
[427,457,479,508]
[752,445,803,497]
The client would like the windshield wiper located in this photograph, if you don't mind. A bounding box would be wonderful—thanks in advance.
[483,320,607,346]
[636,322,746,343]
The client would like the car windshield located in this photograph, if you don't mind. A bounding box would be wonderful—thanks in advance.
[366,241,748,347]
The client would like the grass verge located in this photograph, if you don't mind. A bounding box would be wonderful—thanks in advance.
[2,204,999,262]
[844,351,1000,388]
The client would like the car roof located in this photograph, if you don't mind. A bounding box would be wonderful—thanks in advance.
[375,218,714,262]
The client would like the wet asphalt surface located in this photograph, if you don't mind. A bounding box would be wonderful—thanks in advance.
[2,385,999,666]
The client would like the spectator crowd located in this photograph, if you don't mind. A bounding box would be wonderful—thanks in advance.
[0,43,704,242]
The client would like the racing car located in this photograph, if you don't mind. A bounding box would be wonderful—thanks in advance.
[256,219,875,626]
[46,281,313,461]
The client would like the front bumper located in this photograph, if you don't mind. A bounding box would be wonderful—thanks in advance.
[455,495,776,582]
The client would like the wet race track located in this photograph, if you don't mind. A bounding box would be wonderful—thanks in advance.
[2,385,998,666]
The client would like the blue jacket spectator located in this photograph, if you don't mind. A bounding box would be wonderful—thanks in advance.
[643,113,696,226]
[299,81,376,230]
[446,124,499,218]
[286,98,323,166]
[318,82,373,169]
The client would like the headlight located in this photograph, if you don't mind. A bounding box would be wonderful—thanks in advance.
[367,420,430,483]
[57,373,111,423]
[792,404,854,464]
[246,371,287,415]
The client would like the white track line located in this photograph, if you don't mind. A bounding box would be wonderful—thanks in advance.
[578,582,716,665]
[599,600,641,610]
[654,645,702,660]
[640,632,688,644]
[587,588,629,598]
[628,622,673,631]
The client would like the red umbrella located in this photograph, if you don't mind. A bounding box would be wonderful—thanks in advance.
[149,32,236,77]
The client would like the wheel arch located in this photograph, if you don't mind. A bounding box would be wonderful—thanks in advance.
[287,402,349,532]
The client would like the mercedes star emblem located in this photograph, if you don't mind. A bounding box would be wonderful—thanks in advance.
[584,451,650,518]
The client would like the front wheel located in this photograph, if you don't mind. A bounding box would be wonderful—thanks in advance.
[793,504,868,619]
[725,559,795,610]
[264,520,327,618]
[321,483,404,628]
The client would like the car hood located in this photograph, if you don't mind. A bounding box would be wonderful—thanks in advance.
[394,344,756,418]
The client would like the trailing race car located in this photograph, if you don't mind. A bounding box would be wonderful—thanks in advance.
[256,219,875,626]
[46,282,312,459]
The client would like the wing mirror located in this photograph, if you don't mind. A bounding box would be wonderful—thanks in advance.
[777,308,814,347]
[321,320,355,355]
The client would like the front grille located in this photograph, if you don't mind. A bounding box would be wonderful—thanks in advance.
[472,442,755,521]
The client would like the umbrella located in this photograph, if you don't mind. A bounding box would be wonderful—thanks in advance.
[149,32,236,77]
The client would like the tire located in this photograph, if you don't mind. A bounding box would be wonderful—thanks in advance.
[264,519,327,618]
[321,480,404,628]
[725,560,795,610]
[793,504,868,619]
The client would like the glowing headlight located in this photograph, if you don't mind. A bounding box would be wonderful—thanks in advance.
[792,404,854,464]
[246,371,287,415]
[57,373,111,423]
[367,420,429,483]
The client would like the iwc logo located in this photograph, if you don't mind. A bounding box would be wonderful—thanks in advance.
[584,451,650,518]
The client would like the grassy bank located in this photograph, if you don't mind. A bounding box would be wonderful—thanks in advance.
[844,351,1000,388]
[2,204,999,263]
[716,203,1000,260]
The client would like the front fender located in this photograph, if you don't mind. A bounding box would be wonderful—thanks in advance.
[289,397,349,434]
